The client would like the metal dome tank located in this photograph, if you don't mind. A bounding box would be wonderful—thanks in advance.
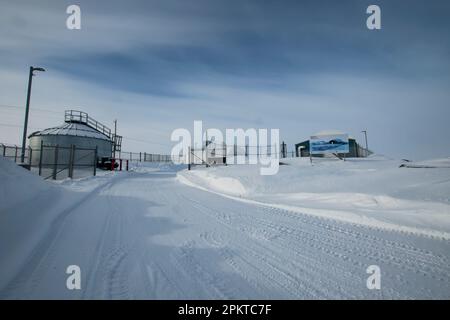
[28,110,114,166]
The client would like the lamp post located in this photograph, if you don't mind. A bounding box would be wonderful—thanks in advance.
[361,130,369,156]
[21,66,45,163]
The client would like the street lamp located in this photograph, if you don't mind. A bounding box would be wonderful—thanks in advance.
[361,130,369,155]
[21,66,45,163]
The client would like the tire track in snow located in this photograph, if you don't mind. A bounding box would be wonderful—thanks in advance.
[86,178,140,300]
[194,193,450,281]
[253,206,450,289]
[4,170,449,299]
[178,190,450,298]
[0,176,121,298]
[219,200,447,297]
[182,194,367,295]
[177,192,355,298]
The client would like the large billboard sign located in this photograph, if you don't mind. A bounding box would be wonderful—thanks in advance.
[310,133,349,154]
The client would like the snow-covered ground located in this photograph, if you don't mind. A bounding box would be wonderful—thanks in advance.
[1,156,450,299]
[179,156,450,239]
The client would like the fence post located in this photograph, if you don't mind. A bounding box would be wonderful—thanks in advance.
[140,152,142,162]
[28,146,32,170]
[223,143,227,165]
[2,144,5,157]
[188,146,191,170]
[14,145,18,163]
[68,145,73,178]
[38,141,43,176]
[93,146,98,176]
[126,160,129,171]
[68,144,75,178]
[120,159,123,171]
[52,145,59,180]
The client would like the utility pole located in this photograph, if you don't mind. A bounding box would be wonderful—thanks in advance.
[21,66,45,163]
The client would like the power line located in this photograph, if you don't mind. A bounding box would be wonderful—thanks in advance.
[0,122,171,147]
[2,103,173,133]
[1,104,171,138]
[0,113,61,123]
[0,105,174,149]
[122,136,172,147]
[0,123,22,128]
[0,104,62,114]
[0,122,44,130]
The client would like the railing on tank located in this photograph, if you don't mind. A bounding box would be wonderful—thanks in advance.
[64,110,112,139]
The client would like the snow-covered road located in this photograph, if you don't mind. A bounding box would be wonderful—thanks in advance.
[2,167,450,299]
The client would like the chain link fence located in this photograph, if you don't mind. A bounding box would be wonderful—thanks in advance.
[116,151,181,163]
[2,143,182,179]
[2,141,372,177]
[185,143,281,169]
[184,141,372,169]
[1,144,31,163]
[1,143,97,180]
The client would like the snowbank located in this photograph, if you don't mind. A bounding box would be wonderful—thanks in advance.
[178,169,246,197]
[129,161,187,173]
[0,157,53,212]
[0,157,63,289]
[400,157,450,168]
[178,156,450,239]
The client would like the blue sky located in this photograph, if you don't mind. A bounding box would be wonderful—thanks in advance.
[1,0,450,159]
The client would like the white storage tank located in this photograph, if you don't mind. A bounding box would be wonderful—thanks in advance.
[28,110,115,166]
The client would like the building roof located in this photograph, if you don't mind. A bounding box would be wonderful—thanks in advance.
[313,130,346,136]
[29,122,111,141]
[312,130,354,139]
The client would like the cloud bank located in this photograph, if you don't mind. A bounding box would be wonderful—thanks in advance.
[1,0,449,159]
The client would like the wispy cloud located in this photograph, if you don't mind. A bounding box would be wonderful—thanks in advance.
[1,0,450,158]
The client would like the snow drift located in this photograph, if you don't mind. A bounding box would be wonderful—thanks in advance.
[178,156,450,239]
[0,157,63,289]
